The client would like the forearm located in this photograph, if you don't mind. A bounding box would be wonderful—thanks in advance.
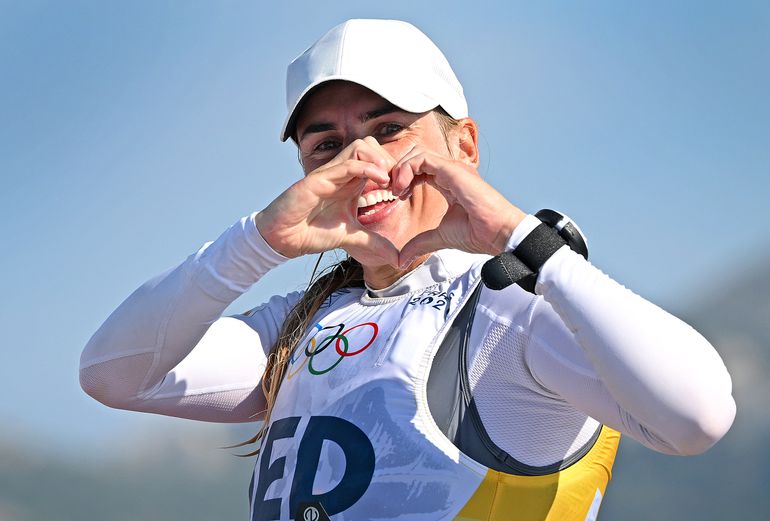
[531,246,736,455]
[79,213,288,414]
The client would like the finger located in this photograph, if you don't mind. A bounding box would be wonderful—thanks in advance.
[400,152,486,207]
[310,160,390,195]
[359,136,397,172]
[387,142,418,194]
[328,138,396,176]
[398,228,448,268]
[391,146,429,195]
[401,152,458,182]
[394,151,465,198]
[392,161,416,198]
[397,154,455,203]
[342,228,400,267]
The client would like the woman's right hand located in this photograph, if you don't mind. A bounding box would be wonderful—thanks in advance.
[254,137,401,267]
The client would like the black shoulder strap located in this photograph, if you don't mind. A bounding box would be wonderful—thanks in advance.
[426,283,601,476]
[426,285,480,450]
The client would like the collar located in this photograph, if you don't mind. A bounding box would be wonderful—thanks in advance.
[363,249,488,301]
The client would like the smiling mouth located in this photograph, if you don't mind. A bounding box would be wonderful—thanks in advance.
[355,188,407,225]
[356,189,399,216]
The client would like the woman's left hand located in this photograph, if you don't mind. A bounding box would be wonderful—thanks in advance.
[391,147,527,268]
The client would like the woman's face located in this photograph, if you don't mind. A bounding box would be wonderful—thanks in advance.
[294,81,464,254]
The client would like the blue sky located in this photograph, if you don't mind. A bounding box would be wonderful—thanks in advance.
[1,1,768,452]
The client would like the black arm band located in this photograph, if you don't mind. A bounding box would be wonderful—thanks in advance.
[534,209,588,260]
[481,210,588,293]
[480,252,537,292]
[513,223,567,272]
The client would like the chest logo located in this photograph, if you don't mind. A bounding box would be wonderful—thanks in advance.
[286,321,379,379]
[408,289,454,310]
[251,416,375,521]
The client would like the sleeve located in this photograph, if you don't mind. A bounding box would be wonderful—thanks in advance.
[79,213,300,423]
[513,219,736,455]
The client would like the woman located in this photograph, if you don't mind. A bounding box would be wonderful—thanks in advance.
[80,19,736,521]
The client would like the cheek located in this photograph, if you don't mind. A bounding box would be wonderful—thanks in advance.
[412,184,449,222]
[381,140,415,163]
[300,155,328,175]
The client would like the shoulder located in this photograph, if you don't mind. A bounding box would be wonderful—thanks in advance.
[238,290,305,319]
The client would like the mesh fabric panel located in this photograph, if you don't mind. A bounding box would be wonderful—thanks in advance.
[468,321,600,468]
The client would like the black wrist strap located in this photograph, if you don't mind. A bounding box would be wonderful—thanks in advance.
[480,253,537,292]
[481,210,587,293]
[534,209,588,260]
[514,223,567,272]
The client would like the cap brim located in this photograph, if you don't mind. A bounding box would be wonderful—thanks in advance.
[280,76,461,142]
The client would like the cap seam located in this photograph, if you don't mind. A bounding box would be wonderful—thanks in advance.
[336,21,349,73]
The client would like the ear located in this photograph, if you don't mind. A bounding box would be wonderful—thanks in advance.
[455,118,479,167]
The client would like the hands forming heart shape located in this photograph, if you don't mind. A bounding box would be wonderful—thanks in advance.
[255,137,526,275]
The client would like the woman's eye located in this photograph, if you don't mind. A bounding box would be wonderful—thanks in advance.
[378,123,404,137]
[314,140,341,153]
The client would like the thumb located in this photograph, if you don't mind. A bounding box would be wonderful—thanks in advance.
[343,228,400,268]
[398,228,447,268]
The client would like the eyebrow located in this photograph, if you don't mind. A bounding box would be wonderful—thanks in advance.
[298,103,404,142]
[362,103,401,122]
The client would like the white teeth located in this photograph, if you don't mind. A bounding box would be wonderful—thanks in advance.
[357,189,398,209]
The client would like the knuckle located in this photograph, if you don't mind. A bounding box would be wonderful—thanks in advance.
[337,158,359,173]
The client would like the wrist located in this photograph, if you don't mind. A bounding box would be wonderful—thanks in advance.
[249,212,292,262]
[502,214,542,252]
[253,211,297,259]
[482,210,588,292]
[491,207,527,255]
[194,213,289,301]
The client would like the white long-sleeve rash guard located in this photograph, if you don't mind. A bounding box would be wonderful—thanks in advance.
[80,213,736,463]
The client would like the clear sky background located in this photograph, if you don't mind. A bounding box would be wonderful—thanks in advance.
[1,1,768,454]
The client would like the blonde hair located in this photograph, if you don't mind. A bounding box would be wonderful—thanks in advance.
[240,108,459,455]
[236,256,364,455]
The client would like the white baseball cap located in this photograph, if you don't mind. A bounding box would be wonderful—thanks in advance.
[281,19,468,141]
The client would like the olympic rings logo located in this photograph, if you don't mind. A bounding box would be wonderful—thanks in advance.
[286,321,379,379]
